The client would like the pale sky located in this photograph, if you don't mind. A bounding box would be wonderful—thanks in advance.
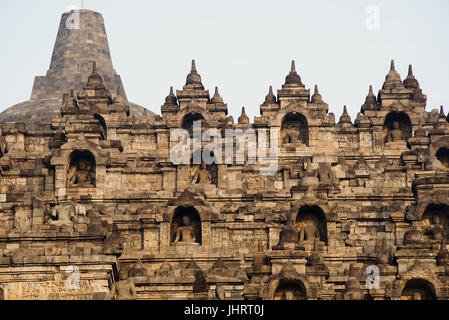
[0,0,448,121]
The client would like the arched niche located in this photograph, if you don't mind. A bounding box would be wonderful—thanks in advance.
[94,114,107,140]
[436,147,449,168]
[281,112,309,146]
[296,205,327,244]
[182,113,206,137]
[67,150,96,187]
[273,280,307,300]
[400,278,436,300]
[383,111,412,143]
[170,206,202,245]
[422,204,449,241]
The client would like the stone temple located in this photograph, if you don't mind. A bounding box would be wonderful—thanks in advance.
[0,9,448,300]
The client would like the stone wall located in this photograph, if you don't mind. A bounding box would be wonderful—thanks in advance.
[0,58,448,300]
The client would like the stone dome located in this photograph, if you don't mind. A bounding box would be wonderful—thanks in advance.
[403,229,423,244]
[0,9,156,125]
[0,96,153,124]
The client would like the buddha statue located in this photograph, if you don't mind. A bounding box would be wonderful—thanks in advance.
[424,155,443,171]
[173,216,198,244]
[191,163,212,185]
[283,128,300,144]
[112,272,137,300]
[386,121,404,142]
[273,216,300,250]
[299,220,321,242]
[282,289,295,300]
[299,159,319,187]
[425,215,444,241]
[67,157,95,186]
[276,286,305,300]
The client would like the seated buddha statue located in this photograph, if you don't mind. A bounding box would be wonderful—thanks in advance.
[67,157,95,186]
[386,121,404,142]
[173,216,198,244]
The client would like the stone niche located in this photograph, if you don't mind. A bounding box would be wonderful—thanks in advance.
[281,112,309,146]
[67,150,96,187]
[181,113,206,137]
[159,190,213,250]
[273,279,307,300]
[383,111,412,144]
[296,205,328,245]
[400,278,436,300]
[421,204,449,241]
[170,206,202,245]
[436,147,449,168]
[50,139,110,198]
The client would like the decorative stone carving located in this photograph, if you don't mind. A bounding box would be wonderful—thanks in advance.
[154,262,174,278]
[128,259,147,278]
